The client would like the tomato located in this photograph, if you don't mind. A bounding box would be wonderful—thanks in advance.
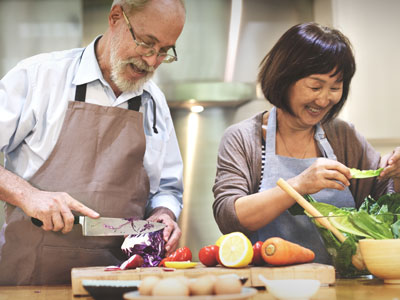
[169,246,192,261]
[251,241,264,266]
[159,246,192,267]
[198,245,219,267]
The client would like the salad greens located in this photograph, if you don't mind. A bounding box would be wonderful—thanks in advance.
[350,167,383,179]
[290,193,400,277]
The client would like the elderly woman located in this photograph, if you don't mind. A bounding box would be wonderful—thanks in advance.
[212,22,400,264]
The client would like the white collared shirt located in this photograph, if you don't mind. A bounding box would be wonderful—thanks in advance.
[0,37,183,219]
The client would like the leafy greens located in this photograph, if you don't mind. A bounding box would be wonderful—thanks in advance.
[350,167,383,179]
[290,192,400,277]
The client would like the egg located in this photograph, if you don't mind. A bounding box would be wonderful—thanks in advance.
[189,275,216,295]
[176,275,190,287]
[152,277,190,296]
[138,276,160,295]
[214,275,242,295]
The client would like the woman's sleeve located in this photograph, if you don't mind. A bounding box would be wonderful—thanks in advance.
[326,120,394,208]
[212,123,260,235]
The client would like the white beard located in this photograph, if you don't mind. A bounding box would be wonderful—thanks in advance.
[110,36,155,93]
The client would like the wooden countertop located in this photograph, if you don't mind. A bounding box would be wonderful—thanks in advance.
[1,277,400,300]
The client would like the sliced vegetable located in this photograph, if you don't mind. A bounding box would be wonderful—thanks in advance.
[119,254,144,270]
[105,254,144,271]
[164,261,197,269]
[350,167,383,179]
[218,232,253,268]
[121,230,165,267]
[158,246,193,267]
[261,237,315,266]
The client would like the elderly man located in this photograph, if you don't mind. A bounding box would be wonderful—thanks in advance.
[0,0,185,285]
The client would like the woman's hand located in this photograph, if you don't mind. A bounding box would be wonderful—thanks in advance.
[379,147,400,191]
[147,207,181,256]
[289,158,352,195]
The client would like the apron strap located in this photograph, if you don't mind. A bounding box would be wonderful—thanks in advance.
[75,84,87,102]
[128,94,157,134]
[128,95,141,111]
[150,96,158,134]
[74,84,158,134]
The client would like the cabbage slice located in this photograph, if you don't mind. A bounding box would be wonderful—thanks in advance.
[121,229,165,267]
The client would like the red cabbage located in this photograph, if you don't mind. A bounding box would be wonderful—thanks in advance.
[121,230,165,267]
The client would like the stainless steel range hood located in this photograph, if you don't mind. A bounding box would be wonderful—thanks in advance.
[157,0,257,107]
[160,81,255,108]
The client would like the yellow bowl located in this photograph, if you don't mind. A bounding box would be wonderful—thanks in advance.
[359,239,400,284]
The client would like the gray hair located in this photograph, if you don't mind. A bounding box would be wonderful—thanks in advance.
[111,0,185,13]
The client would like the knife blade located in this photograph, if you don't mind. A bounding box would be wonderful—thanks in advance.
[31,216,166,236]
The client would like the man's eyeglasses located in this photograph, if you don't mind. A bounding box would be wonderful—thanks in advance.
[121,9,178,63]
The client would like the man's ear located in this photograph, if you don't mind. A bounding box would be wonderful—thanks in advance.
[109,5,123,27]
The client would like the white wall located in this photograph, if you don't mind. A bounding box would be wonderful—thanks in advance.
[0,0,82,77]
[332,0,400,151]
[0,0,82,228]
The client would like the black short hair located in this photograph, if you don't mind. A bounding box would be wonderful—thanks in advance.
[258,22,356,123]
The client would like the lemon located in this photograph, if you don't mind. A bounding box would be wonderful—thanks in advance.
[164,261,198,269]
[215,234,228,247]
[218,232,253,268]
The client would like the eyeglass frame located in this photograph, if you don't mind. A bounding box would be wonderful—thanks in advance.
[121,8,178,63]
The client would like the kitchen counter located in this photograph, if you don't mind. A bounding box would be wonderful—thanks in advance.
[1,277,400,300]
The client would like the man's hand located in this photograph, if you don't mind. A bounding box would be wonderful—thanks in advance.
[0,166,99,234]
[147,207,181,256]
[23,190,99,234]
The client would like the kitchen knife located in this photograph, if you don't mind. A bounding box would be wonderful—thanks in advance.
[31,216,166,236]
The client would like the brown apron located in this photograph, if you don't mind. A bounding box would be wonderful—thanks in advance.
[0,84,150,285]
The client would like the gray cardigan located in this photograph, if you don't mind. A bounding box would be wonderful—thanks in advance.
[212,112,394,235]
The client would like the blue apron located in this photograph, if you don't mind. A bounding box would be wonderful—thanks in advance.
[252,107,354,264]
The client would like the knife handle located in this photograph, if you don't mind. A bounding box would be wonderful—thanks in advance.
[31,216,80,227]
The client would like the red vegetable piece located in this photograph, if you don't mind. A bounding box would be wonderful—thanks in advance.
[119,254,144,270]
[199,245,219,267]
[251,241,265,266]
[158,246,192,267]
[170,246,192,261]
[158,257,171,267]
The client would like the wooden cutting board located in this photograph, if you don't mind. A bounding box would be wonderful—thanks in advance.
[71,263,335,296]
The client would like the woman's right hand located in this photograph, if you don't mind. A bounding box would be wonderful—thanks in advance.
[288,158,352,195]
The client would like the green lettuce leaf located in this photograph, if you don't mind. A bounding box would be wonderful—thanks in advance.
[350,167,383,178]
[349,210,393,239]
[289,192,400,277]
[392,219,400,239]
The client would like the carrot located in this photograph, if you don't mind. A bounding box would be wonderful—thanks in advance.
[261,237,315,266]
